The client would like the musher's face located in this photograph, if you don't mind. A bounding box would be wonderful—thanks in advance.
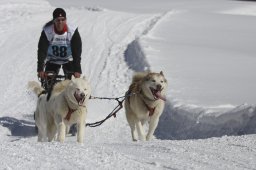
[54,17,66,32]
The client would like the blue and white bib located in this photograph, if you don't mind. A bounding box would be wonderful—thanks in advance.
[44,24,77,65]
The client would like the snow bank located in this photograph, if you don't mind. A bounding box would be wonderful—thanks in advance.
[123,19,256,140]
[156,102,256,140]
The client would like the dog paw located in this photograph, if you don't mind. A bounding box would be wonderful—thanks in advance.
[146,135,152,141]
[57,135,65,143]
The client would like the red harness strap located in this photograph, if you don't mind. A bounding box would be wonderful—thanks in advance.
[64,107,76,121]
[144,103,156,116]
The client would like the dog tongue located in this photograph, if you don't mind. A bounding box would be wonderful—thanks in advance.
[155,91,166,101]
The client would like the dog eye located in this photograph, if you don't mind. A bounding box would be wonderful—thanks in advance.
[84,88,87,91]
[161,81,164,83]
[152,80,156,82]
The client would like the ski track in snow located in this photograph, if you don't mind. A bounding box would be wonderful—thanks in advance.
[0,0,256,169]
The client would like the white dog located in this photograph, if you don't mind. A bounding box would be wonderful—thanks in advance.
[28,76,91,143]
[125,71,168,141]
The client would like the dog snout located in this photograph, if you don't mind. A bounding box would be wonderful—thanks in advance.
[156,84,162,90]
[80,92,85,98]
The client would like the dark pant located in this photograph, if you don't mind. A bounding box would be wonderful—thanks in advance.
[42,61,74,91]
[45,62,74,79]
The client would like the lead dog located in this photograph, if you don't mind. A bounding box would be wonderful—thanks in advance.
[125,71,168,141]
[28,76,91,143]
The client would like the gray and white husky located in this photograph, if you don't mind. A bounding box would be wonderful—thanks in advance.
[125,71,168,141]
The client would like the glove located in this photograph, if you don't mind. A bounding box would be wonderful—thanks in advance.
[38,71,46,79]
[74,72,81,78]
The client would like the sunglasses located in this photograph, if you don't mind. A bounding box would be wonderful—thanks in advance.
[55,18,66,23]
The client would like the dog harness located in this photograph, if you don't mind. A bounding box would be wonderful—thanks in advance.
[64,107,76,121]
[143,101,156,117]
[127,90,156,117]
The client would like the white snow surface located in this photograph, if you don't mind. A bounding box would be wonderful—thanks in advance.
[0,0,256,169]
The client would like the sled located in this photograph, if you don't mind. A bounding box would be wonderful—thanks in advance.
[39,71,72,92]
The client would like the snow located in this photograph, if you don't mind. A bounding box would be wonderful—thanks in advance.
[0,0,256,169]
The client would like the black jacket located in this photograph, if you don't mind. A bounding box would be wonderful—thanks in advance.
[37,27,82,73]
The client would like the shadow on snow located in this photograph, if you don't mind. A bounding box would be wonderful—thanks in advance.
[0,116,37,137]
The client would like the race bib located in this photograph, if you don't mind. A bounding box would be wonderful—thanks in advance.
[47,32,72,64]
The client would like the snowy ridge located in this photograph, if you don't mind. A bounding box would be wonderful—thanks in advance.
[123,10,170,72]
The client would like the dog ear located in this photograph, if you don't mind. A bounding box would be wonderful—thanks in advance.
[160,71,167,82]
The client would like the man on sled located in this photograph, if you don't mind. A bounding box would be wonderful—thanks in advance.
[37,8,82,85]
[37,8,82,135]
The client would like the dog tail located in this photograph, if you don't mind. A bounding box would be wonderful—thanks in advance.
[27,81,44,96]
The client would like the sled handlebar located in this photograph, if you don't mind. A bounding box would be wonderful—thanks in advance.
[38,71,75,91]
[45,72,66,79]
[39,71,74,79]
